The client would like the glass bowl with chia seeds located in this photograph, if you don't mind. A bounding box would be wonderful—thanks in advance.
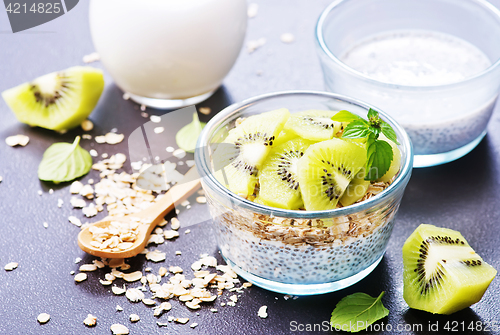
[195,91,413,295]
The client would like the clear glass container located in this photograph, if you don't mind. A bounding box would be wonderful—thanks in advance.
[89,0,247,109]
[316,0,500,167]
[195,91,413,295]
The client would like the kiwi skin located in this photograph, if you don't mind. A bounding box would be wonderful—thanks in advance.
[403,224,497,315]
[2,66,104,131]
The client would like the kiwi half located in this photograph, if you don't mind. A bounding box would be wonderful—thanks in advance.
[213,108,290,198]
[297,138,367,211]
[2,66,104,131]
[403,224,497,315]
[284,110,343,141]
[258,137,314,209]
[377,134,401,182]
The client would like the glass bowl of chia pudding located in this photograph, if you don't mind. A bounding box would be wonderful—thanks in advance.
[316,0,500,168]
[194,91,413,295]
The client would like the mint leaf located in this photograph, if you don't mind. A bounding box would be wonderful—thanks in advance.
[341,120,370,139]
[38,136,92,183]
[367,108,378,120]
[330,292,389,333]
[380,122,400,145]
[331,110,361,123]
[175,112,206,153]
[366,139,393,181]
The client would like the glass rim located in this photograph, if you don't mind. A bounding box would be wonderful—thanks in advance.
[315,0,500,91]
[194,90,414,219]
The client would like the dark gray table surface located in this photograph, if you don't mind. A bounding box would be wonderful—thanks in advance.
[1,1,500,334]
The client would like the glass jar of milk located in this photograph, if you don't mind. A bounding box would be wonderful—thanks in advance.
[89,0,247,109]
[316,0,500,167]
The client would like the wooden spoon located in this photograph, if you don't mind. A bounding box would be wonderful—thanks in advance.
[77,167,201,259]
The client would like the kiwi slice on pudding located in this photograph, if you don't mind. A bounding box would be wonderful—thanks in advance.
[2,66,104,131]
[403,224,497,315]
[258,138,314,210]
[272,128,297,147]
[213,108,290,198]
[377,135,401,182]
[339,167,370,207]
[284,110,343,141]
[297,138,367,211]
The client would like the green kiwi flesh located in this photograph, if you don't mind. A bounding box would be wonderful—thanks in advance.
[403,224,497,315]
[377,135,401,182]
[284,110,343,141]
[213,108,290,198]
[339,167,370,206]
[1,66,104,131]
[297,138,367,211]
[258,138,314,209]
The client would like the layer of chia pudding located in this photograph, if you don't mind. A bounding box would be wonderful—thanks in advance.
[206,182,401,284]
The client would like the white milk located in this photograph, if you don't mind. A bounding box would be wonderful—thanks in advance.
[337,30,495,155]
[89,0,247,101]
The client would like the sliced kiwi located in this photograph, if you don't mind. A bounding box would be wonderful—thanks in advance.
[2,66,104,131]
[284,110,343,141]
[258,138,314,209]
[272,128,297,147]
[297,138,367,211]
[377,134,401,182]
[403,224,497,315]
[213,108,290,198]
[339,167,370,206]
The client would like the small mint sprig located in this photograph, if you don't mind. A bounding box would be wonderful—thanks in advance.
[332,108,400,181]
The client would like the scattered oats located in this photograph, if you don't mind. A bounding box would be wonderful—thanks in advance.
[83,52,100,63]
[158,266,168,277]
[93,259,105,268]
[112,285,126,295]
[95,135,106,144]
[191,261,203,271]
[154,127,164,134]
[166,146,175,152]
[110,323,129,335]
[248,2,258,17]
[221,303,226,307]
[5,134,29,147]
[82,205,98,218]
[175,209,180,214]
[178,161,184,166]
[175,251,182,256]
[171,217,180,230]
[146,250,166,262]
[123,271,143,282]
[258,305,268,318]
[126,288,145,302]
[115,153,127,164]
[199,107,211,115]
[173,148,186,159]
[169,266,183,274]
[148,234,165,245]
[163,230,179,240]
[81,119,94,131]
[131,160,143,170]
[227,301,236,307]
[38,190,43,196]
[82,134,92,140]
[175,318,189,324]
[83,314,97,327]
[201,256,217,267]
[210,308,218,313]
[141,111,149,118]
[49,188,54,194]
[101,153,109,158]
[79,264,97,272]
[74,257,82,264]
[129,314,140,322]
[180,200,190,207]
[43,222,48,228]
[116,305,123,311]
[70,181,84,194]
[74,273,88,282]
[284,295,291,300]
[153,302,172,316]
[89,149,98,157]
[37,313,50,324]
[190,323,198,329]
[280,33,295,43]
[70,197,86,208]
[142,298,156,306]
[186,160,195,167]
[68,216,82,227]
[150,115,161,123]
[4,262,18,271]
[104,132,125,145]
[247,38,266,53]
[242,282,252,288]
[100,279,113,285]
[79,184,94,197]
[196,196,207,204]
[140,104,146,111]
[57,198,64,208]
[186,300,201,310]
[185,229,191,234]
